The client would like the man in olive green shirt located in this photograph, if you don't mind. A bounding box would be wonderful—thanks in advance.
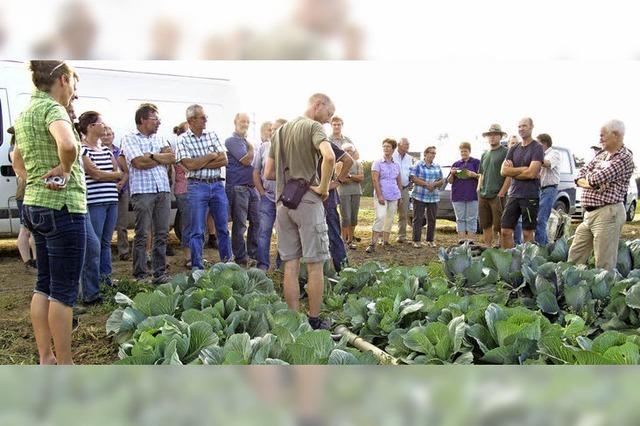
[265,93,336,330]
[477,124,511,247]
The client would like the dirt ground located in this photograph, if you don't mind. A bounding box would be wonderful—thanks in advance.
[1,199,638,364]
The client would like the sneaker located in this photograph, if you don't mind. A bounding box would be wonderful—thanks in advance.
[397,237,406,243]
[365,244,375,254]
[412,242,421,248]
[24,260,37,274]
[134,273,150,282]
[428,241,437,248]
[152,274,172,285]
[348,242,357,250]
[308,316,332,330]
[236,258,257,268]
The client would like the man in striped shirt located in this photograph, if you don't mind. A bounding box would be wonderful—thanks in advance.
[122,103,175,284]
[568,119,635,271]
[175,104,231,269]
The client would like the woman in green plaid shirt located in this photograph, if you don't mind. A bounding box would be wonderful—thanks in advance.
[12,61,86,365]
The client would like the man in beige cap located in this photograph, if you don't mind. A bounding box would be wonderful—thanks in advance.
[477,124,510,247]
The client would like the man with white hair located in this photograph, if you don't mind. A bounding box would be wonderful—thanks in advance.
[568,119,635,271]
[175,104,231,269]
[225,113,260,267]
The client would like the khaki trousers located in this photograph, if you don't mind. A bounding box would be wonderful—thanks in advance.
[568,203,626,271]
[397,187,411,239]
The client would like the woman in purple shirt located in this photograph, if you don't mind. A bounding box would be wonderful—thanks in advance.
[366,138,402,253]
[447,142,481,243]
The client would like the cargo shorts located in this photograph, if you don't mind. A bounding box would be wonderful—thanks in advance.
[276,190,331,264]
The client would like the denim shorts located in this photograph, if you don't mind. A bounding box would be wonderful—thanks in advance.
[22,205,87,307]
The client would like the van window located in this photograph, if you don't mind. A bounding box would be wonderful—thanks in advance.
[74,97,113,123]
[559,149,573,174]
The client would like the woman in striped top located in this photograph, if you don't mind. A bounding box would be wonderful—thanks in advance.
[78,111,123,285]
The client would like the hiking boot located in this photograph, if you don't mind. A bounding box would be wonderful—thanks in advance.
[308,316,332,330]
[412,242,421,248]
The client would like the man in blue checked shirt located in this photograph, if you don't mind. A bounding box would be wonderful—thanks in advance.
[409,146,444,248]
[175,104,232,269]
[122,103,175,284]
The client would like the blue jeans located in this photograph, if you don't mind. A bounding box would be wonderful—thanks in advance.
[326,204,347,272]
[22,206,86,307]
[452,200,479,235]
[81,215,101,302]
[535,186,558,246]
[88,202,118,281]
[226,185,260,263]
[256,195,276,270]
[189,181,231,268]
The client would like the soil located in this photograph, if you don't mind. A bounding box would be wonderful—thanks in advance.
[1,198,638,364]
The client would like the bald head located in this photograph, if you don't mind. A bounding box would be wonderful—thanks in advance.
[306,93,335,124]
[518,117,534,142]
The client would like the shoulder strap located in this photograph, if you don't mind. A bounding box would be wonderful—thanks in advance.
[276,125,289,180]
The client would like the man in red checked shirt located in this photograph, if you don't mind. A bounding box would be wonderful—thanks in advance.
[568,119,635,271]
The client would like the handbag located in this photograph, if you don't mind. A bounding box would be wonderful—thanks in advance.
[279,178,311,209]
[275,126,312,209]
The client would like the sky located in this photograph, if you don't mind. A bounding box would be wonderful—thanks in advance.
[76,60,639,166]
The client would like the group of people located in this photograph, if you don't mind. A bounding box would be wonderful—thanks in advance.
[10,61,635,364]
[358,120,552,253]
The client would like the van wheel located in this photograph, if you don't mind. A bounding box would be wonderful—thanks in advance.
[627,200,636,222]
[553,200,568,214]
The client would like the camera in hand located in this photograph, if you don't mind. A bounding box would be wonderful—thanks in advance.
[44,176,66,186]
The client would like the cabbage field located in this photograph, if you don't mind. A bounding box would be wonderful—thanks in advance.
[106,237,640,365]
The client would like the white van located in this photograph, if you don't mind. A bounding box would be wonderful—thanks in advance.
[0,60,238,236]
